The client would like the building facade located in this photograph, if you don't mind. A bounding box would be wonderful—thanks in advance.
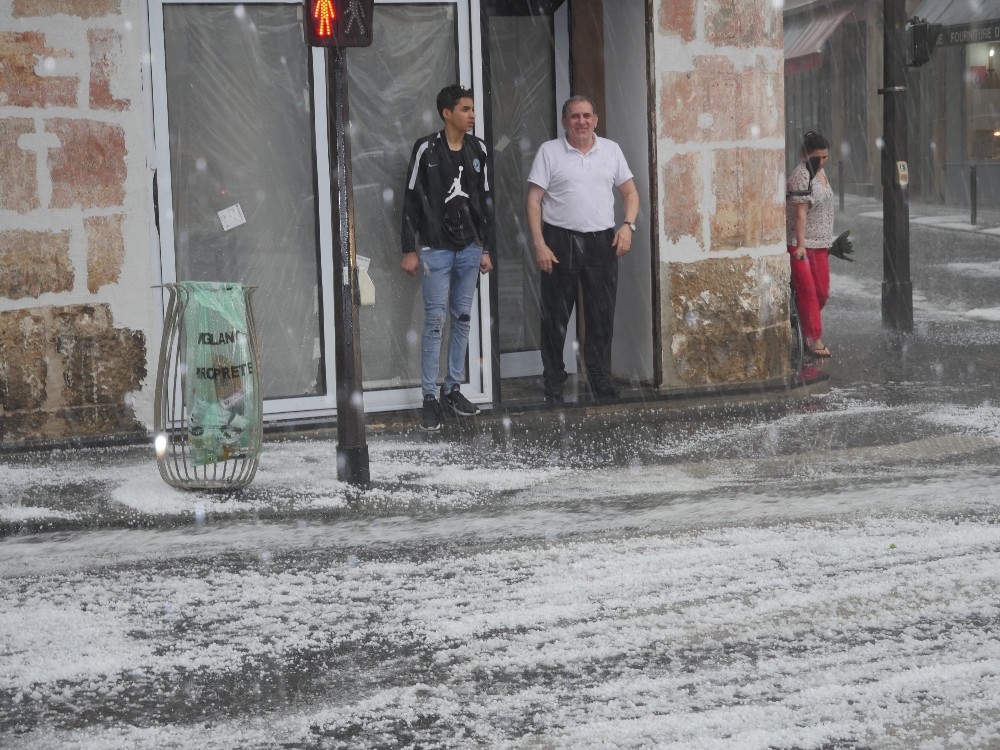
[0,0,789,447]
[784,0,1000,206]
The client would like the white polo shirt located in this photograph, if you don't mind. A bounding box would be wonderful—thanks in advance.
[527,134,633,233]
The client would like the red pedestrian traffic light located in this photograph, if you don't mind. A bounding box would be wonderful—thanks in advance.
[310,0,335,42]
[303,0,374,48]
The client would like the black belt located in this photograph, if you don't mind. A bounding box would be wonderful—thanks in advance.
[545,222,613,238]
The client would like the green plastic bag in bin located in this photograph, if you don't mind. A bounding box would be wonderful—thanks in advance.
[181,281,258,466]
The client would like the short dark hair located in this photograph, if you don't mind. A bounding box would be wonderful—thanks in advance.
[802,130,830,153]
[562,94,597,119]
[437,85,474,119]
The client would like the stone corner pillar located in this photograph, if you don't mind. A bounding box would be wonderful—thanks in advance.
[653,0,791,388]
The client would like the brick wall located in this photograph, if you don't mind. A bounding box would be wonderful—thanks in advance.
[654,0,792,386]
[0,0,152,446]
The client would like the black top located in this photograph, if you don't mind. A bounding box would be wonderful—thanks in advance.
[401,131,494,256]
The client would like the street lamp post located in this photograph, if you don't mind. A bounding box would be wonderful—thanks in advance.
[880,0,913,332]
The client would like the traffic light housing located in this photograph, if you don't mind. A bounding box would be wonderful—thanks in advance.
[303,0,374,48]
[907,17,942,67]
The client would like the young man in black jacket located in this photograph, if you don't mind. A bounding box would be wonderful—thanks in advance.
[401,84,494,432]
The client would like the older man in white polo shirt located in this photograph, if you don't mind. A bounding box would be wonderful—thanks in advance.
[526,95,640,402]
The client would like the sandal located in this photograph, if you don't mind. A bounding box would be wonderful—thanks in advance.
[809,345,832,358]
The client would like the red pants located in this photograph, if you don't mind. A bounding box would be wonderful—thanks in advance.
[788,245,830,342]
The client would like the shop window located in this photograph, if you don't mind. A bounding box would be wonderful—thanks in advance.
[967,42,1000,160]
[972,129,1000,160]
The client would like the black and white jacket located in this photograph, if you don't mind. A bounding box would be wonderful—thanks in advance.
[401,131,493,258]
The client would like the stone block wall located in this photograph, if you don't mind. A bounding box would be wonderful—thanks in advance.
[0,0,152,446]
[655,0,791,387]
[0,304,146,442]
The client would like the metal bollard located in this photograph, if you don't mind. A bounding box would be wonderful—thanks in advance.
[971,165,978,226]
[839,160,845,211]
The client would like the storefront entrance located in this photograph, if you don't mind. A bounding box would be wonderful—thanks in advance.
[487,3,577,381]
[344,1,487,412]
[148,0,652,420]
[485,0,654,392]
[150,0,485,419]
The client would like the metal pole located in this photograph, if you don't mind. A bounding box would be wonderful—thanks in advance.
[838,159,845,211]
[971,165,978,226]
[326,47,370,485]
[880,0,913,332]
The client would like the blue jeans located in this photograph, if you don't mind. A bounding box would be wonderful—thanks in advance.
[420,244,481,398]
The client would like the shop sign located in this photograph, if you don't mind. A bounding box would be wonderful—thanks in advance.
[940,22,1000,46]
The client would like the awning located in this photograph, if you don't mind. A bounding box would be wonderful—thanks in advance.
[913,0,1000,47]
[784,7,853,75]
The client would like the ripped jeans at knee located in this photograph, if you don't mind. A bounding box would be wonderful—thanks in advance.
[419,244,482,397]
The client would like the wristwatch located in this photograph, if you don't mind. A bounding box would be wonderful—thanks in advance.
[625,221,636,233]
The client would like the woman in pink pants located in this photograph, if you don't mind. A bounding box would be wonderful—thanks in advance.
[786,131,835,358]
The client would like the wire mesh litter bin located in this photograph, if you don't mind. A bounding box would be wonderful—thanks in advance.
[154,281,263,490]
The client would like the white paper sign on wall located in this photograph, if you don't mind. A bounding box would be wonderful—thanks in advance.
[218,204,247,231]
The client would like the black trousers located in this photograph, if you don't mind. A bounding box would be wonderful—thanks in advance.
[540,223,618,392]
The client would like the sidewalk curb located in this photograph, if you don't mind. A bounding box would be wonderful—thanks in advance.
[0,372,829,455]
[267,370,830,443]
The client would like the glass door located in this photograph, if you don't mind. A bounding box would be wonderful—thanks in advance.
[488,3,574,379]
[347,0,486,411]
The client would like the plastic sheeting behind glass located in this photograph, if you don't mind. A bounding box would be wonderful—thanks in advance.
[163,5,323,400]
[348,5,458,389]
[489,15,553,354]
